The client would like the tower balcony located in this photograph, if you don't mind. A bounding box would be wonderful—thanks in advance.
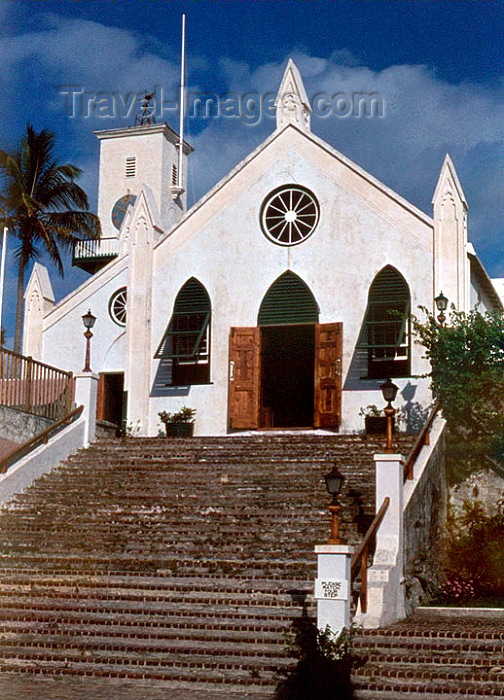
[72,237,120,274]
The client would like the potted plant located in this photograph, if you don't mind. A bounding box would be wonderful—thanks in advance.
[158,406,196,438]
[359,405,392,435]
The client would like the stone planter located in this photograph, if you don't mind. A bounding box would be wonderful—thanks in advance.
[164,422,195,438]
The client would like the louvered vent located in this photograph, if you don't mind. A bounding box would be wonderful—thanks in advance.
[175,278,211,314]
[258,271,319,326]
[360,265,411,378]
[155,278,211,360]
[125,157,136,178]
[171,164,178,186]
[369,266,409,302]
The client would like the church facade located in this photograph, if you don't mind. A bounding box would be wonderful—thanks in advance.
[22,61,502,436]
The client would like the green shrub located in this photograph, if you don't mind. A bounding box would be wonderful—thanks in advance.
[275,619,364,700]
[429,496,504,604]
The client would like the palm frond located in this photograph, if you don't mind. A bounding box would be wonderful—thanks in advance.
[42,181,90,211]
[1,123,98,351]
[41,211,101,239]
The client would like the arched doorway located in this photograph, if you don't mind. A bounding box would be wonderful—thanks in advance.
[228,272,342,431]
[258,272,318,428]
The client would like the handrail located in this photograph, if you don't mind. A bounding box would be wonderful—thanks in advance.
[350,496,390,614]
[0,404,83,475]
[403,399,442,482]
[0,348,74,421]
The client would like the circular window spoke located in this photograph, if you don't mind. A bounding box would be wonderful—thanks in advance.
[260,185,319,246]
[269,203,287,215]
[296,200,314,215]
[109,287,127,326]
[268,218,288,233]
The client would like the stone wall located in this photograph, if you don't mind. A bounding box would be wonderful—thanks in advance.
[449,466,504,519]
[0,405,53,444]
[403,429,447,613]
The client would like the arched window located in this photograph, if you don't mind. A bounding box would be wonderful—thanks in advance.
[155,278,211,385]
[258,271,319,326]
[361,266,410,379]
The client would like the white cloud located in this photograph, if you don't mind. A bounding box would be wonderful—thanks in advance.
[187,53,504,274]
[0,16,179,94]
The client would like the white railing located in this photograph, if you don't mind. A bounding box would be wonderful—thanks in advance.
[73,237,120,261]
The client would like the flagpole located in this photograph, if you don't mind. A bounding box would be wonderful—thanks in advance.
[0,227,7,345]
[177,13,186,191]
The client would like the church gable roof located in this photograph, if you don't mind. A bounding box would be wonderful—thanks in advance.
[154,121,433,266]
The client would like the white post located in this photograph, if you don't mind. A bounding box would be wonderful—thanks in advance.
[356,453,405,628]
[374,453,404,558]
[74,372,99,447]
[314,544,354,637]
[0,227,8,341]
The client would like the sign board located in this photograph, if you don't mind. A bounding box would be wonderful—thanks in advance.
[314,578,349,601]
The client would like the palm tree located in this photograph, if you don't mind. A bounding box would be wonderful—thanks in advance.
[0,124,100,353]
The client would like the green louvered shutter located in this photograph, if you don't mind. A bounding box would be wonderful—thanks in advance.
[155,278,210,360]
[361,266,411,378]
[258,271,319,326]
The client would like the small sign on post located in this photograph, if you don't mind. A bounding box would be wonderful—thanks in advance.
[315,578,349,601]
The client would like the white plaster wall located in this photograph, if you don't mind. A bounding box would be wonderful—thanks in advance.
[470,275,496,314]
[491,278,504,307]
[148,127,434,435]
[97,125,187,239]
[0,417,86,507]
[42,263,128,375]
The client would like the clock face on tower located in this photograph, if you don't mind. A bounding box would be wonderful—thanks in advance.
[111,194,137,230]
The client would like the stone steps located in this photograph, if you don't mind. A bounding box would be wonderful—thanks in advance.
[0,658,285,687]
[0,620,288,644]
[0,433,413,694]
[352,611,504,698]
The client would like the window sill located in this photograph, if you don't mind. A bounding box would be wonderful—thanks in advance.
[166,382,214,387]
[359,375,412,381]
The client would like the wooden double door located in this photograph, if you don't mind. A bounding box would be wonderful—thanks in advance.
[228,323,342,430]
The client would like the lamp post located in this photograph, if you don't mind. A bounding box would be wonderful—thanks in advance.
[324,465,345,544]
[434,291,449,326]
[380,377,399,453]
[82,309,96,372]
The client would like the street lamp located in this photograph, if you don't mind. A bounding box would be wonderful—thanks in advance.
[324,464,345,544]
[82,309,96,372]
[380,377,399,453]
[434,291,449,326]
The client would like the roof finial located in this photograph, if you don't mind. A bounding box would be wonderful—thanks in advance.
[275,58,311,132]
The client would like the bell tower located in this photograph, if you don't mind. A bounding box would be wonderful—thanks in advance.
[95,123,193,239]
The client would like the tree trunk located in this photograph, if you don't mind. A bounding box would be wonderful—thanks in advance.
[13,257,25,354]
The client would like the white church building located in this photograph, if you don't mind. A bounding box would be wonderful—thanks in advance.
[22,60,502,437]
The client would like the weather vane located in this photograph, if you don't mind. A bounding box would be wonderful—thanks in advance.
[135,92,156,126]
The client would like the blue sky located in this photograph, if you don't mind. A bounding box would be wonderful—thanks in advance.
[0,0,503,348]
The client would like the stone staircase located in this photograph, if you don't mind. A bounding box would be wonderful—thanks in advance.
[0,432,404,696]
[4,432,501,699]
[353,609,504,699]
